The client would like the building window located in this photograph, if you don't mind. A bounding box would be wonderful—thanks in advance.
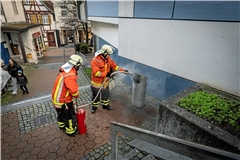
[61,10,67,17]
[25,0,30,4]
[42,15,48,24]
[11,0,18,15]
[61,6,67,18]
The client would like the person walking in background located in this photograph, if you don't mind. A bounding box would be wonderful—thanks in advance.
[7,58,23,94]
[16,70,29,95]
[52,54,83,136]
[90,44,128,114]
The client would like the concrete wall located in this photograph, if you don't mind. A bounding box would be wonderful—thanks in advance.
[157,104,240,154]
[2,1,25,22]
[90,20,119,48]
[119,18,239,96]
[1,32,6,42]
[89,21,195,101]
[158,83,240,154]
[156,83,240,154]
[87,1,240,97]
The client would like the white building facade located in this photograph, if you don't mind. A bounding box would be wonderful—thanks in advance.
[85,1,240,99]
[1,0,62,65]
[1,0,26,23]
[53,1,83,46]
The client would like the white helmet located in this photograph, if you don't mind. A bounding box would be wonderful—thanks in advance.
[100,45,115,55]
[69,54,83,66]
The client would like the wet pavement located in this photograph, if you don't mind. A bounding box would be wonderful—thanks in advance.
[1,46,161,159]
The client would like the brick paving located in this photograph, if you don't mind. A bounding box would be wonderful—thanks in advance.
[1,46,161,160]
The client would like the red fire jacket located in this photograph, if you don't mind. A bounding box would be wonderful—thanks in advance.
[91,54,124,89]
[52,67,79,107]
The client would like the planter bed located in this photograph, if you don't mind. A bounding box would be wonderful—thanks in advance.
[157,83,240,154]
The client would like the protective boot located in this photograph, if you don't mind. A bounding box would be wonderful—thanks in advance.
[102,104,113,110]
[67,129,79,136]
[91,106,97,114]
[58,122,65,130]
[66,119,77,136]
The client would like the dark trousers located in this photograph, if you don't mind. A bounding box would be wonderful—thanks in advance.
[20,85,29,93]
[56,101,77,135]
[91,86,110,107]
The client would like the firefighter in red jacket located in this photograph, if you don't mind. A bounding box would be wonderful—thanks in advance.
[52,54,83,136]
[90,45,128,114]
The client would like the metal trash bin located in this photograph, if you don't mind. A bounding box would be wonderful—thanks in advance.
[132,73,148,107]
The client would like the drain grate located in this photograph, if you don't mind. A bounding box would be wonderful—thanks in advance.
[35,115,51,126]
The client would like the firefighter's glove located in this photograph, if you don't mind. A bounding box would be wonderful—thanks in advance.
[124,70,129,74]
[106,72,112,78]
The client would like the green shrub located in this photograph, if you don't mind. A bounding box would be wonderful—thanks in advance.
[89,47,93,52]
[177,90,240,131]
[76,43,82,51]
[80,44,89,54]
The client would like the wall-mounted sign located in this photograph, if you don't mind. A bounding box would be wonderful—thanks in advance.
[32,32,41,39]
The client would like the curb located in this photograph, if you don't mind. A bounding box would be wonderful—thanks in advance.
[1,85,91,114]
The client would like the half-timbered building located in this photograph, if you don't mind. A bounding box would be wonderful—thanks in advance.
[22,0,58,55]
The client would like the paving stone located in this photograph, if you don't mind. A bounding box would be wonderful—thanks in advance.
[23,143,34,152]
[30,146,41,155]
[18,152,30,160]
[94,153,101,159]
[125,148,139,159]
[1,52,163,160]
[11,148,23,158]
[142,154,157,160]
[38,149,49,159]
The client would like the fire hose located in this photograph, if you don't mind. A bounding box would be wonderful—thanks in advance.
[75,70,131,134]
[75,70,132,110]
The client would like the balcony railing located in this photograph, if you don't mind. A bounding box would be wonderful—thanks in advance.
[111,122,240,160]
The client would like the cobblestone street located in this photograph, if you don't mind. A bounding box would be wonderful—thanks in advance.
[1,47,161,159]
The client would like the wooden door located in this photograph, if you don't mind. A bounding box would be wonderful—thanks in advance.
[47,32,56,47]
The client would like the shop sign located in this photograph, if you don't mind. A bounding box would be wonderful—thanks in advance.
[32,32,41,38]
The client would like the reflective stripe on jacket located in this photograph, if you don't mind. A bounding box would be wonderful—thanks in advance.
[91,54,124,89]
[52,67,79,106]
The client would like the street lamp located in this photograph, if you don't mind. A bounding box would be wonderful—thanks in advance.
[70,22,76,54]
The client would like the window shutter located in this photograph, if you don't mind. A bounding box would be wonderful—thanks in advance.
[22,1,26,4]
[38,14,42,24]
[48,14,52,25]
[34,15,37,23]
[30,14,38,23]
[30,0,34,4]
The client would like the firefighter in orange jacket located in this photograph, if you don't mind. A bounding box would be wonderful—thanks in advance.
[90,45,128,114]
[52,55,83,136]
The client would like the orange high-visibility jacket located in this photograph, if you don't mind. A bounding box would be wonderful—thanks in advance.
[91,54,124,89]
[52,67,79,106]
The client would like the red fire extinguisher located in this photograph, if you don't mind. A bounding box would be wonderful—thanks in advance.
[75,100,87,134]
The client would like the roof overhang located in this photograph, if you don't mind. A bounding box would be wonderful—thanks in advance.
[1,21,42,33]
